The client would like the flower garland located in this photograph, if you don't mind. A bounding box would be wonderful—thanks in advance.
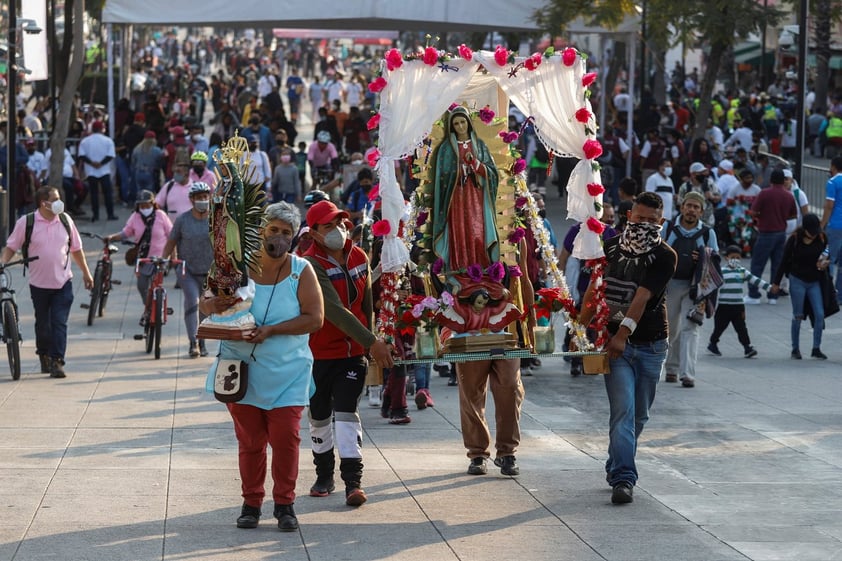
[584,258,610,349]
[376,271,402,345]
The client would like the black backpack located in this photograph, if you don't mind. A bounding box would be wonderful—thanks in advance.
[22,212,72,275]
[665,219,710,280]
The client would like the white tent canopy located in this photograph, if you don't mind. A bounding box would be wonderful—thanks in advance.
[102,0,544,32]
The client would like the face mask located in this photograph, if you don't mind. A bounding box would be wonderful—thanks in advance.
[350,159,363,165]
[263,234,290,258]
[193,200,210,213]
[192,134,200,142]
[619,221,662,255]
[50,200,65,215]
[174,173,186,184]
[139,207,154,217]
[322,226,346,251]
[280,155,291,163]
[727,258,740,268]
[538,209,547,219]
[663,167,673,177]
[192,165,205,175]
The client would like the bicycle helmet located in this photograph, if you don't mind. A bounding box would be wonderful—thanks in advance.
[190,151,209,162]
[303,190,329,208]
[189,182,212,197]
[316,130,331,143]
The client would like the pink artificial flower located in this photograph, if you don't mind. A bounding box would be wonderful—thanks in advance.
[508,265,523,278]
[515,196,528,209]
[586,216,606,234]
[385,48,403,71]
[582,72,597,87]
[513,158,527,174]
[478,106,495,124]
[366,148,381,167]
[587,183,606,196]
[582,139,603,160]
[366,113,381,130]
[487,262,505,283]
[562,48,577,67]
[467,264,484,282]
[372,219,391,237]
[575,108,592,124]
[423,47,439,66]
[508,227,526,244]
[368,77,387,93]
[494,45,509,66]
[499,130,519,144]
[431,258,444,275]
[411,303,425,318]
[416,210,429,228]
[421,296,439,310]
[440,291,454,307]
[458,44,474,61]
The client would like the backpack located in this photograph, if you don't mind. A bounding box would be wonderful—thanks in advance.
[22,211,72,275]
[665,219,710,280]
[160,179,176,213]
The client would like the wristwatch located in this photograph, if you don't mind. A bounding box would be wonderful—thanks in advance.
[620,316,637,334]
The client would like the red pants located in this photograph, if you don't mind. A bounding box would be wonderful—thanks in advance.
[227,403,303,507]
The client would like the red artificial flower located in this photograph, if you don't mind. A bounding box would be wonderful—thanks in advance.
[513,159,527,174]
[385,48,403,71]
[367,148,381,167]
[582,139,603,160]
[499,130,519,144]
[515,196,528,209]
[582,72,597,87]
[562,48,577,66]
[366,113,381,130]
[586,216,606,234]
[575,107,592,124]
[423,47,439,66]
[508,227,526,244]
[587,183,605,196]
[458,44,474,61]
[372,219,391,237]
[525,53,543,71]
[368,77,387,93]
[494,45,509,66]
[478,106,495,124]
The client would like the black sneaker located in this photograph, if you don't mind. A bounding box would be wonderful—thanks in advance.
[199,339,208,357]
[188,342,200,358]
[791,349,802,360]
[345,488,367,507]
[273,504,299,532]
[236,503,261,528]
[39,354,50,374]
[570,362,583,376]
[493,455,520,476]
[309,476,335,497]
[611,481,634,504]
[467,457,487,475]
[49,358,66,379]
[811,348,828,360]
[744,346,758,358]
[707,342,722,356]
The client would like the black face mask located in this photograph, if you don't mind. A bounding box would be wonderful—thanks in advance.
[192,165,205,175]
[263,234,290,258]
[538,209,547,219]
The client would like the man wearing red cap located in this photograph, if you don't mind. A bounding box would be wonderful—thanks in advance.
[302,200,394,507]
[163,126,194,181]
[78,121,117,222]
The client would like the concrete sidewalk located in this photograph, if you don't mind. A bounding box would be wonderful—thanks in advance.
[1,197,842,561]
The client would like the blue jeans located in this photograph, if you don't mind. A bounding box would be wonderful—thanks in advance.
[134,170,156,195]
[414,363,430,390]
[826,228,842,300]
[603,338,668,487]
[115,155,133,204]
[789,275,824,351]
[30,281,74,360]
[749,231,786,299]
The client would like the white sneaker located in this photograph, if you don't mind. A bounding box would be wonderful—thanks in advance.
[368,386,382,407]
[743,296,761,305]
[767,299,778,305]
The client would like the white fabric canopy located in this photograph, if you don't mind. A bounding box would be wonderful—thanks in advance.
[374,50,605,272]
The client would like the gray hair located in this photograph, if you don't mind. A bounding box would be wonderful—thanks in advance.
[265,201,301,233]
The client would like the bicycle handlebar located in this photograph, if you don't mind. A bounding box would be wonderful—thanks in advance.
[135,257,186,276]
[0,256,39,270]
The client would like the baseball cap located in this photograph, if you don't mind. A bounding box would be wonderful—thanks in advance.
[770,169,785,184]
[134,112,146,122]
[91,120,104,132]
[682,191,706,207]
[316,130,331,143]
[689,162,706,174]
[144,130,156,139]
[783,168,793,178]
[306,200,349,228]
[718,159,733,172]
[170,126,185,137]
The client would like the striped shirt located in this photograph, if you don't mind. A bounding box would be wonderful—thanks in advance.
[719,265,771,304]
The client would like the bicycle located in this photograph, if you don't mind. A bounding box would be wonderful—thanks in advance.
[0,256,39,380]
[79,232,122,326]
[133,257,184,359]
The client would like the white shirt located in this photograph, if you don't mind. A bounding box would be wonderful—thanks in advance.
[723,126,753,151]
[257,74,277,99]
[25,150,48,180]
[346,81,363,108]
[786,182,809,234]
[78,132,116,178]
[613,92,631,113]
[325,79,345,104]
[645,172,676,220]
[44,148,77,180]
[715,174,740,206]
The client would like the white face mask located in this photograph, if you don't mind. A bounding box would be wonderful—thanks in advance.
[350,159,363,166]
[139,207,154,217]
[727,258,740,268]
[663,167,673,177]
[322,226,346,251]
[50,199,65,215]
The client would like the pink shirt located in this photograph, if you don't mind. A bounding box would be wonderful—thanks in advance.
[121,210,173,257]
[307,142,338,168]
[6,211,83,289]
[189,168,217,188]
[156,180,193,218]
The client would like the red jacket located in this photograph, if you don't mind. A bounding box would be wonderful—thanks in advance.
[304,241,376,359]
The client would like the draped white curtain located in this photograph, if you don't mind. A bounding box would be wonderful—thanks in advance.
[377,50,604,272]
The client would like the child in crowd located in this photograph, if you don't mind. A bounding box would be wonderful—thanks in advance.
[707,245,770,358]
[295,141,308,191]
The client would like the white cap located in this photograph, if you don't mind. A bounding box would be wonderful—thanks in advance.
[783,169,793,178]
[718,160,734,172]
[689,162,706,174]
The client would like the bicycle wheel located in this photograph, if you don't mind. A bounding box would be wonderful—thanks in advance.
[144,298,154,354]
[98,261,111,317]
[87,264,103,326]
[153,291,164,359]
[4,301,21,381]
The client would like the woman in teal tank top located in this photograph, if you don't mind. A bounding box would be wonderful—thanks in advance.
[201,202,324,532]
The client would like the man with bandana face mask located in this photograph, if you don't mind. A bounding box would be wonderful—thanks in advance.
[302,200,394,507]
[579,192,676,504]
[162,182,214,358]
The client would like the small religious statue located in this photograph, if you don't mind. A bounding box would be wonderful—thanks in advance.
[430,106,520,335]
[197,134,266,340]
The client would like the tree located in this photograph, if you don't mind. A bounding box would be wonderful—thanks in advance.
[812,0,842,114]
